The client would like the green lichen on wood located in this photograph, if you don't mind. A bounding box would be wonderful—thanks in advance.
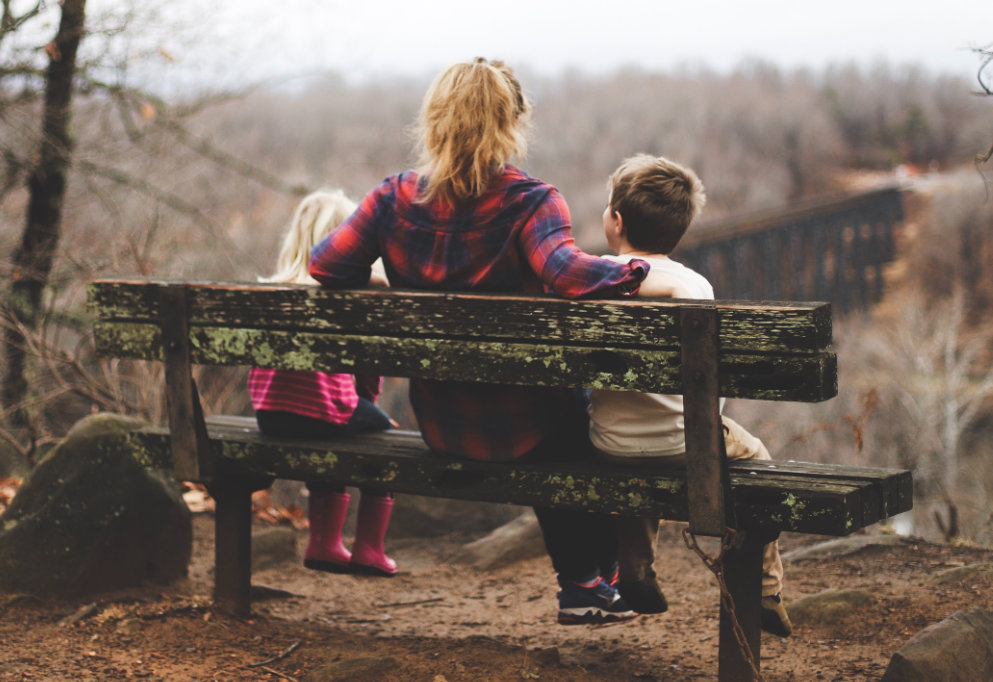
[103,424,913,535]
[94,320,835,401]
[784,492,808,526]
[88,279,833,353]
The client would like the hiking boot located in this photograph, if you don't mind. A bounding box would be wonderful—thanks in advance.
[557,577,638,625]
[616,579,669,614]
[761,593,793,637]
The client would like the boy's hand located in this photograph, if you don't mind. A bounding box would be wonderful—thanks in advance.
[368,258,390,287]
[637,270,692,299]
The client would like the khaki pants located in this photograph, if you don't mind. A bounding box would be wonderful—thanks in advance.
[597,415,784,597]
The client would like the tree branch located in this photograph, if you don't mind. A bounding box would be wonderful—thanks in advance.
[0,0,44,50]
[74,158,264,273]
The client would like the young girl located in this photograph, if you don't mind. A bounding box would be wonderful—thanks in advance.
[248,189,398,577]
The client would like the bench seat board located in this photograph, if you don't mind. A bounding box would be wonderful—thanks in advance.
[108,419,911,536]
[88,279,834,353]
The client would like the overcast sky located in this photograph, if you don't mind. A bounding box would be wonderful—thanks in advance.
[157,0,992,89]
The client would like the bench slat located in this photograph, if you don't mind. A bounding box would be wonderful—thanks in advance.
[111,420,911,537]
[733,460,914,520]
[88,279,833,353]
[92,320,837,402]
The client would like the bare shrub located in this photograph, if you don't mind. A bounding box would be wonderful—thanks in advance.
[731,181,993,542]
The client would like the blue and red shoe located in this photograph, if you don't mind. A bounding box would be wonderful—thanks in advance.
[557,576,638,625]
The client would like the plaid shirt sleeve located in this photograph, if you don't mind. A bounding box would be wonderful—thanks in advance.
[309,181,390,287]
[519,188,648,298]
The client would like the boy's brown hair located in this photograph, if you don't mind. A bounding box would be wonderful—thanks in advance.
[608,154,706,254]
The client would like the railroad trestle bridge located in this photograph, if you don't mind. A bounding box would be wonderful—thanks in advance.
[678,186,905,314]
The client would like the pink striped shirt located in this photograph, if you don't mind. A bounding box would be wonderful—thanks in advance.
[248,368,379,424]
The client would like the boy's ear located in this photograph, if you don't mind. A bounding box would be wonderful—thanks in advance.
[614,210,625,236]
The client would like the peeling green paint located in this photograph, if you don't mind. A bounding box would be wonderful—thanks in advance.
[283,451,340,472]
[784,492,808,525]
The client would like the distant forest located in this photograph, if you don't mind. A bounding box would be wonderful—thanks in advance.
[3,61,985,285]
[199,62,990,254]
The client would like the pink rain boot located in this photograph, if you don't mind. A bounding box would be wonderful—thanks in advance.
[304,490,352,573]
[349,494,398,577]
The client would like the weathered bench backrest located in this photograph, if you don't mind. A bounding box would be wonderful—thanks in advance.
[88,279,837,402]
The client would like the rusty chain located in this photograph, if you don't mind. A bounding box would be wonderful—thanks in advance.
[682,526,762,681]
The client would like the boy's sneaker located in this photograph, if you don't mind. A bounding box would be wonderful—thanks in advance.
[616,579,669,614]
[557,577,638,625]
[761,593,793,637]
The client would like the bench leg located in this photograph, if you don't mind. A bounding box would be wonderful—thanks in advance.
[209,477,265,617]
[718,532,764,682]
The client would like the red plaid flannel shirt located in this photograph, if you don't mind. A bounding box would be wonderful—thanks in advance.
[309,166,647,460]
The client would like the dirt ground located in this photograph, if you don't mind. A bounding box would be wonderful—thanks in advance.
[2,512,992,682]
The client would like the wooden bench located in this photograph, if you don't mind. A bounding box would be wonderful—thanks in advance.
[87,277,912,682]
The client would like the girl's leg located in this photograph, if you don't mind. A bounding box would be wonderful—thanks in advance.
[303,487,353,573]
[255,410,355,573]
[349,492,398,577]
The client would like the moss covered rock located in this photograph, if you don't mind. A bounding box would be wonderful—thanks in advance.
[0,413,191,599]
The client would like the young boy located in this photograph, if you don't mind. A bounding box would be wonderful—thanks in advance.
[589,154,793,637]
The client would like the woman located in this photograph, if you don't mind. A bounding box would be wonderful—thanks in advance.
[309,58,649,624]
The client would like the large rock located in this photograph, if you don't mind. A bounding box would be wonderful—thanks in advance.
[782,534,914,562]
[929,562,993,585]
[787,588,875,626]
[450,510,547,569]
[883,609,993,681]
[0,413,192,599]
[381,496,526,538]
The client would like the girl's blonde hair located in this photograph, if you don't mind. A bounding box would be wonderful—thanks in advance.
[414,57,531,205]
[263,189,357,284]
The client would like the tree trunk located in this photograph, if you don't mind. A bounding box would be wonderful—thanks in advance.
[1,0,87,449]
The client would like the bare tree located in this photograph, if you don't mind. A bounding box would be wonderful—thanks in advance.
[976,42,992,166]
[881,290,993,539]
[2,0,86,451]
[0,2,307,459]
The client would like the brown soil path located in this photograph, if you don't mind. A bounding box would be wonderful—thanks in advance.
[2,515,991,681]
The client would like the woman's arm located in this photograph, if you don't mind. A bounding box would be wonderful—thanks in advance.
[309,182,390,287]
[520,189,648,299]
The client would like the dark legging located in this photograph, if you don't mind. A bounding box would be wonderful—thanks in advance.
[524,389,619,584]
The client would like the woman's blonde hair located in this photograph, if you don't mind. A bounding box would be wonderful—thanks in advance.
[414,57,531,205]
[263,189,357,284]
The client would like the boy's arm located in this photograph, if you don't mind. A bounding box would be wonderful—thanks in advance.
[636,268,694,299]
